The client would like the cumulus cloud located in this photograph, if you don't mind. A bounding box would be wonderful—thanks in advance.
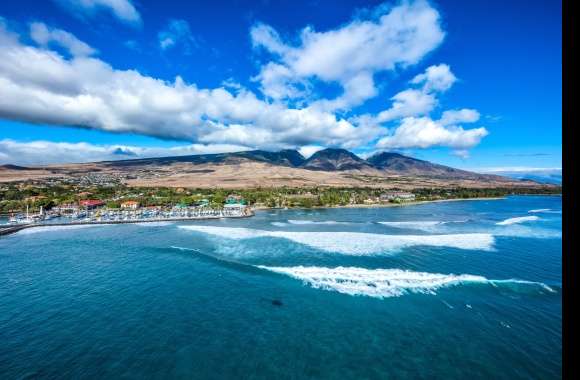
[410,63,457,92]
[349,64,486,154]
[0,139,250,166]
[158,19,196,54]
[30,22,97,57]
[251,0,445,110]
[54,0,141,25]
[0,2,491,164]
[375,64,456,122]
[376,116,488,150]
[0,21,374,152]
[439,108,480,126]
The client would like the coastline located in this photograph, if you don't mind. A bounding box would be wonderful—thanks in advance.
[252,196,508,211]
[0,213,253,237]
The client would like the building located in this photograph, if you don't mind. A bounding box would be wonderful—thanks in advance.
[79,199,105,209]
[53,203,79,214]
[120,201,139,210]
[25,195,47,202]
[226,194,246,205]
[380,191,416,202]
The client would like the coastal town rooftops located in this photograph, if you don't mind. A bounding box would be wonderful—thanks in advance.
[120,201,139,209]
[79,199,105,207]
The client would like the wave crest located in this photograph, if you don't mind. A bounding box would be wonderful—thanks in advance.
[496,216,540,226]
[258,266,555,298]
[287,220,350,225]
[178,226,495,254]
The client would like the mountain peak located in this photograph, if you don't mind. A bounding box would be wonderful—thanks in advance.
[302,148,371,171]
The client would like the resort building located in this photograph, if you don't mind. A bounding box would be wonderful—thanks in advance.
[53,203,79,214]
[120,201,140,210]
[380,191,416,202]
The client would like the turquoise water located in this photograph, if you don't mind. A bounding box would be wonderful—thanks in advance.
[0,196,561,379]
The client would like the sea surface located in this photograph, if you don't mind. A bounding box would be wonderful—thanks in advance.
[0,196,562,379]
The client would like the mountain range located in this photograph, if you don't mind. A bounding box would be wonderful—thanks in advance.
[0,148,551,189]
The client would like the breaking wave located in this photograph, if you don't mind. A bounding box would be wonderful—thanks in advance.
[178,226,495,254]
[135,221,175,227]
[528,209,561,214]
[15,224,107,235]
[287,219,351,225]
[257,266,557,298]
[496,216,540,226]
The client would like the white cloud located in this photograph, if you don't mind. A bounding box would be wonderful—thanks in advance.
[0,2,491,163]
[376,116,488,150]
[30,22,97,57]
[250,23,289,56]
[0,22,374,152]
[158,19,196,53]
[54,0,141,25]
[376,89,437,122]
[439,108,480,126]
[353,64,485,154]
[410,63,456,92]
[359,64,456,125]
[0,139,250,166]
[298,145,325,159]
[251,0,445,110]
[452,149,470,159]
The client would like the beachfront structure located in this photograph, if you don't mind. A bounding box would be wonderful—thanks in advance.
[53,203,79,213]
[120,201,139,210]
[226,194,246,205]
[79,199,105,209]
[380,191,416,202]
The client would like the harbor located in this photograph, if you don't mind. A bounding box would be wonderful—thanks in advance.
[1,208,253,236]
[2,196,253,236]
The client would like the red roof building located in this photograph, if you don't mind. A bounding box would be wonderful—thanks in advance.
[79,199,105,209]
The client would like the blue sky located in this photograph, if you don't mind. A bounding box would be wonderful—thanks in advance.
[0,0,561,171]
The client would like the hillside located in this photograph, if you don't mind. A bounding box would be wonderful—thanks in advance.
[0,148,552,190]
[301,149,374,171]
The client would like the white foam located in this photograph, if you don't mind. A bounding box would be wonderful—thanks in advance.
[379,221,443,227]
[528,209,561,214]
[287,219,350,225]
[135,221,174,227]
[15,224,105,235]
[258,265,543,298]
[271,222,289,227]
[178,226,495,254]
[496,216,540,226]
[378,220,469,232]
[258,266,555,298]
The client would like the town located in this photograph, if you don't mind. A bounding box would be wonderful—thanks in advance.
[1,180,561,225]
[6,193,251,225]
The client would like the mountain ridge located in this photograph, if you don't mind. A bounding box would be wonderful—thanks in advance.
[0,148,553,189]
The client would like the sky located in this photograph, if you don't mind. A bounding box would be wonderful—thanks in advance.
[0,0,561,172]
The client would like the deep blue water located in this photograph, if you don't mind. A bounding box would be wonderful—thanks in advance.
[0,196,562,379]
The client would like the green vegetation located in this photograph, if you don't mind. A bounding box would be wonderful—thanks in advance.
[0,182,561,215]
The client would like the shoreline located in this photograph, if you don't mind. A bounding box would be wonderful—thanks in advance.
[0,213,253,236]
[252,196,508,211]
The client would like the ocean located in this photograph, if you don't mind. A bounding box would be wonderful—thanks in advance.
[0,196,562,379]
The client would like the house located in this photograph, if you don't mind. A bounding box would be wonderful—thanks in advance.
[79,199,105,209]
[380,191,416,202]
[120,201,139,210]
